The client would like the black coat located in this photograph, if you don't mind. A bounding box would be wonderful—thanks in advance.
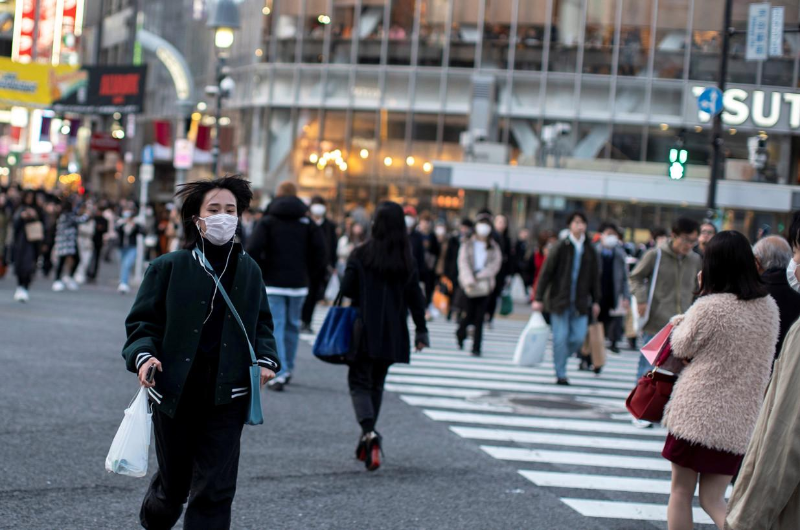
[247,196,326,289]
[534,237,601,316]
[11,207,42,278]
[409,230,440,280]
[122,246,280,418]
[762,268,800,357]
[340,254,428,364]
[317,217,338,269]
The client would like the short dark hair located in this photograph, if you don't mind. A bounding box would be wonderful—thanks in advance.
[598,221,620,236]
[697,230,767,301]
[460,218,474,229]
[310,195,326,206]
[672,217,700,237]
[788,211,800,250]
[566,211,587,225]
[176,175,253,249]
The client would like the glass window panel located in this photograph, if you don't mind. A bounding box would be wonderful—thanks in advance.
[507,118,540,165]
[410,113,440,183]
[618,0,651,77]
[413,72,443,112]
[654,0,688,79]
[419,0,449,66]
[650,83,683,121]
[350,111,379,179]
[441,114,468,160]
[388,0,415,65]
[357,4,386,64]
[583,0,616,75]
[482,0,512,70]
[271,68,296,106]
[330,3,357,64]
[444,73,472,113]
[379,112,409,181]
[450,0,478,68]
[384,71,412,111]
[302,0,329,64]
[322,110,348,144]
[689,0,721,81]
[544,78,576,119]
[298,69,324,106]
[510,75,541,117]
[610,124,645,161]
[614,78,647,120]
[515,0,549,71]
[761,1,799,86]
[549,0,583,73]
[324,70,351,107]
[353,70,381,109]
[271,1,304,63]
[579,76,612,120]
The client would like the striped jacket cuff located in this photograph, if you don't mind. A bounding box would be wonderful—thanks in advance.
[257,358,278,370]
[135,352,154,369]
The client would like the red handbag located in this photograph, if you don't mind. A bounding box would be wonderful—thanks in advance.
[625,335,676,423]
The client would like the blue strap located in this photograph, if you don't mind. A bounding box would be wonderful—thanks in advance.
[193,248,257,366]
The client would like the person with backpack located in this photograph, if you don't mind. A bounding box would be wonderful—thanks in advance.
[247,181,326,391]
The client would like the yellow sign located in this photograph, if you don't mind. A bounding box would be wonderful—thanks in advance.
[0,58,82,108]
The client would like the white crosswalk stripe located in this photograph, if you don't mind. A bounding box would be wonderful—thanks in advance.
[374,314,719,526]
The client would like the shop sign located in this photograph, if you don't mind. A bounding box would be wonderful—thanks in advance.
[173,138,193,170]
[90,133,121,152]
[0,57,82,107]
[53,66,147,114]
[687,85,800,133]
[21,151,55,165]
[12,0,36,62]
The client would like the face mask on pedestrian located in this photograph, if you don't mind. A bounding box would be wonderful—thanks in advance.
[310,204,326,217]
[475,223,492,238]
[405,216,416,229]
[196,214,238,246]
[602,234,619,248]
[435,226,447,237]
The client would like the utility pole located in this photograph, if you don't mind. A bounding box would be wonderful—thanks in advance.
[707,0,733,215]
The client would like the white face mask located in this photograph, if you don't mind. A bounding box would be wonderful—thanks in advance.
[602,234,619,248]
[475,223,492,238]
[405,216,416,229]
[310,204,327,217]
[197,214,238,246]
[435,226,447,237]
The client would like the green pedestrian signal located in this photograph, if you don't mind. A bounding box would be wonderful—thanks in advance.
[668,147,688,180]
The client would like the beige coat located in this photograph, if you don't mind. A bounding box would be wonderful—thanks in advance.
[457,236,502,293]
[663,293,779,454]
[726,320,800,530]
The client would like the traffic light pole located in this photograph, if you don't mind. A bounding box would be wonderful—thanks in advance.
[708,0,733,214]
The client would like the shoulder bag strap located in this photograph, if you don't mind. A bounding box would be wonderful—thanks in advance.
[193,248,257,366]
[641,248,662,330]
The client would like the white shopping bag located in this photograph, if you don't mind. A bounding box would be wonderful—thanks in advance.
[512,312,550,366]
[510,275,528,303]
[324,273,340,303]
[105,386,152,477]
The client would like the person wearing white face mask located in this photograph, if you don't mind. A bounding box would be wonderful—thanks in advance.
[123,176,279,529]
[301,196,338,333]
[456,218,502,355]
[787,212,800,295]
[595,222,631,356]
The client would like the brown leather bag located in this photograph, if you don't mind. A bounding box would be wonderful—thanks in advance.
[25,221,44,242]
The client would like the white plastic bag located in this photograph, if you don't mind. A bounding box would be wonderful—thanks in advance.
[510,275,528,303]
[105,386,152,477]
[512,312,550,366]
[324,273,340,302]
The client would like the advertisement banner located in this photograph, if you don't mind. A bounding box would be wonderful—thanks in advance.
[12,0,37,62]
[52,65,147,114]
[0,57,82,107]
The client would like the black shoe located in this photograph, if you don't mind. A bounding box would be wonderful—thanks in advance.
[609,345,620,355]
[628,338,638,350]
[300,323,313,334]
[456,335,465,350]
[268,380,284,392]
[364,431,383,471]
[556,378,570,386]
[579,359,591,371]
[471,350,481,357]
[594,367,602,375]
[355,434,368,462]
[284,374,292,385]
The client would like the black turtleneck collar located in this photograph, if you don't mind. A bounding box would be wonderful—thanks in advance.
[197,240,241,271]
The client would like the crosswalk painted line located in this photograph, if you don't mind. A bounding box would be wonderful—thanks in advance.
[386,375,630,399]
[400,396,514,413]
[481,445,672,472]
[392,365,636,389]
[409,358,637,383]
[423,410,666,437]
[451,426,665,452]
[384,384,488,398]
[519,471,733,498]
[561,499,714,525]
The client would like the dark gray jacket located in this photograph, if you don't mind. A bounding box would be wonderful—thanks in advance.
[535,237,601,316]
[596,243,631,306]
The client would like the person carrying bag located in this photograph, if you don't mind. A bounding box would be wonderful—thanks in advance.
[121,177,280,530]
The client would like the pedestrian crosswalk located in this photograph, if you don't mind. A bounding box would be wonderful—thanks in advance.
[382,315,720,527]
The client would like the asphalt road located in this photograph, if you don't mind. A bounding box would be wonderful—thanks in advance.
[0,267,628,530]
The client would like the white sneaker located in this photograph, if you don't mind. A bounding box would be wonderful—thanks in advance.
[64,277,79,291]
[52,280,65,292]
[13,287,29,302]
[74,273,86,285]
[632,418,654,429]
[118,283,130,294]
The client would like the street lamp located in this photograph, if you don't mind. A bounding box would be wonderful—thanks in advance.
[207,0,240,176]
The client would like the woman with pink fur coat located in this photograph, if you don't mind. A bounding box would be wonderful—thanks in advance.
[662,231,779,530]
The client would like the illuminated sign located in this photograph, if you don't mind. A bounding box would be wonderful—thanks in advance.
[689,86,800,133]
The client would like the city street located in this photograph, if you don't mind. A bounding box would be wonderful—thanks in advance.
[1,270,711,530]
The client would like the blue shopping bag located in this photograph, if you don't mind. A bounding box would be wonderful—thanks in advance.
[312,296,359,364]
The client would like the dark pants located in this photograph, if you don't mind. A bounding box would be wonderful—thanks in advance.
[456,295,490,353]
[348,357,392,433]
[55,254,78,279]
[140,399,247,530]
[87,240,103,280]
[301,274,325,326]
[486,273,507,322]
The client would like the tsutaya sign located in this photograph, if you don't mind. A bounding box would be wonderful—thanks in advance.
[688,85,800,133]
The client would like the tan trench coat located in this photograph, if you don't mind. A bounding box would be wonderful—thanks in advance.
[726,319,800,530]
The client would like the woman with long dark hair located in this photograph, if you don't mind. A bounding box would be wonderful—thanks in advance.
[11,190,43,302]
[663,231,779,530]
[340,201,429,471]
[122,176,280,529]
